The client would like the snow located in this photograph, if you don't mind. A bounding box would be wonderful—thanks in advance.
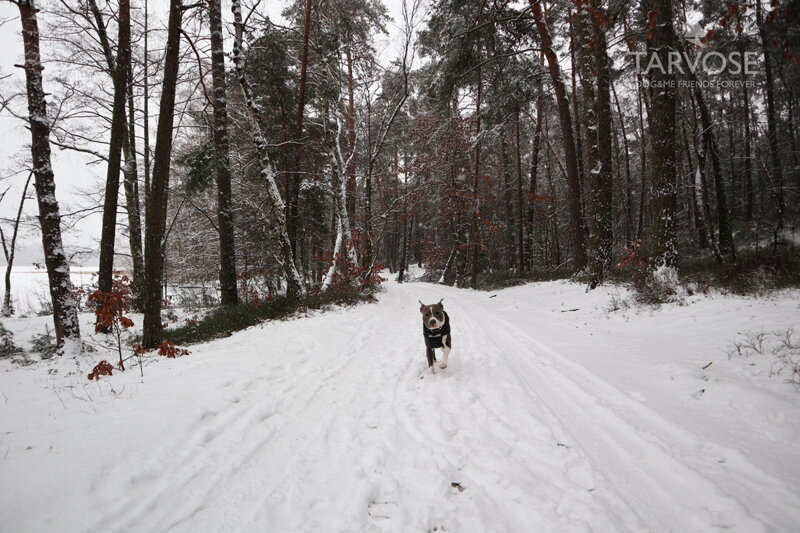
[1,278,799,532]
[1,265,98,315]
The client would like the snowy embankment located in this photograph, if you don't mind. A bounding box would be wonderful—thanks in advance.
[1,279,799,532]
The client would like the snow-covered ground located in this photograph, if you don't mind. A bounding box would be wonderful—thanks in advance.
[1,278,799,532]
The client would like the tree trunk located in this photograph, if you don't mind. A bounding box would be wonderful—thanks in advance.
[17,0,81,351]
[1,173,33,317]
[742,72,753,222]
[123,61,145,309]
[587,3,614,288]
[397,208,408,283]
[611,83,633,244]
[470,66,482,289]
[681,126,708,249]
[529,0,587,271]
[526,95,543,269]
[645,0,678,268]
[143,0,152,204]
[514,103,525,274]
[322,103,359,290]
[209,0,238,306]
[500,126,513,270]
[568,15,586,197]
[142,0,183,348]
[288,0,313,262]
[345,47,357,223]
[755,0,785,247]
[87,0,143,308]
[97,0,131,297]
[636,73,648,240]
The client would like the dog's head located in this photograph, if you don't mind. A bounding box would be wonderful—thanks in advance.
[419,299,445,329]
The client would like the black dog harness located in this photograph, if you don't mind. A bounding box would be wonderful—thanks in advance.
[423,311,450,349]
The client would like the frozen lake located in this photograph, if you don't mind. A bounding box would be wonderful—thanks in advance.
[0,265,99,316]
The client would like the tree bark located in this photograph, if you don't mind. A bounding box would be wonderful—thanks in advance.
[681,124,708,249]
[645,0,678,268]
[514,103,525,274]
[611,83,633,244]
[587,2,614,288]
[470,66,482,289]
[345,47,357,223]
[288,0,314,262]
[526,95,543,269]
[741,69,753,222]
[123,61,145,309]
[97,0,131,297]
[209,0,238,305]
[17,0,81,351]
[142,0,183,348]
[755,0,785,247]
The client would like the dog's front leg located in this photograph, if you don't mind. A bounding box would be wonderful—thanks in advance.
[440,335,451,369]
[425,343,436,374]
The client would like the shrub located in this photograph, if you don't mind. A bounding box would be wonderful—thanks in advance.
[164,285,376,346]
[0,322,23,358]
[31,328,58,359]
[88,274,135,370]
[728,328,800,389]
[681,250,800,295]
[633,265,681,306]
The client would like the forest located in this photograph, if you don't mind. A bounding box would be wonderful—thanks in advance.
[3,2,800,530]
[1,0,798,353]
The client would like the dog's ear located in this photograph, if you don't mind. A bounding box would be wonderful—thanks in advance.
[438,298,444,307]
[419,300,425,310]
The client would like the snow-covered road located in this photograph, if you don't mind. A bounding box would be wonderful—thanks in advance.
[2,279,799,532]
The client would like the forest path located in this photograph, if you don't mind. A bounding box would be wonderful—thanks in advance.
[91,279,787,532]
[4,278,799,533]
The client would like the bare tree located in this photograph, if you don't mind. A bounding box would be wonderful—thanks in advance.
[142,0,185,348]
[97,0,131,302]
[0,172,33,316]
[13,0,81,352]
[208,0,238,305]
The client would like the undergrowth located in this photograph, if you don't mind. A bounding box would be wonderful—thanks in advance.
[606,248,800,306]
[0,322,23,358]
[163,285,377,346]
[728,328,800,390]
[478,268,572,291]
[679,250,800,295]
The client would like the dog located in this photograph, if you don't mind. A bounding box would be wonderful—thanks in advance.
[419,299,452,374]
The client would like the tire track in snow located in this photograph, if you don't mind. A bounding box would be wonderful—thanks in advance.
[82,280,797,532]
[379,283,629,532]
[217,305,424,532]
[444,286,782,532]
[89,307,389,533]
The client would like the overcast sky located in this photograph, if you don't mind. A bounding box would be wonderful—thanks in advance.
[0,0,413,266]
